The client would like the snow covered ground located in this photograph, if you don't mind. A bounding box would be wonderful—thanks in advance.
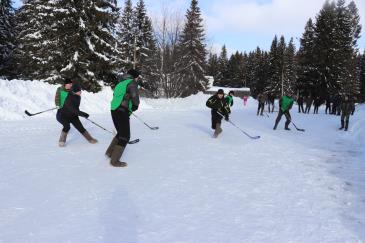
[1,79,365,242]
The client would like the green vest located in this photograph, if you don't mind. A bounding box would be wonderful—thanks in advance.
[111,79,133,112]
[60,89,69,108]
[225,95,233,106]
[281,96,294,112]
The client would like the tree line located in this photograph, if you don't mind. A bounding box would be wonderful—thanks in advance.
[207,0,365,102]
[1,0,364,101]
[0,0,207,97]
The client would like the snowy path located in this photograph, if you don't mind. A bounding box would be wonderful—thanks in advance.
[1,103,365,242]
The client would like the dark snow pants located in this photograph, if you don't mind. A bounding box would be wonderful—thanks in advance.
[325,105,331,114]
[313,105,319,114]
[257,103,265,115]
[298,103,304,113]
[211,110,223,129]
[111,109,130,147]
[305,104,312,114]
[57,110,86,134]
[341,113,350,129]
[274,110,291,128]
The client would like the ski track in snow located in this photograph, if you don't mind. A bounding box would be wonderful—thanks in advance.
[1,95,365,242]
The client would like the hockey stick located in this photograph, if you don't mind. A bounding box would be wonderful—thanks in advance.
[24,107,57,116]
[132,113,159,130]
[287,116,305,132]
[291,121,305,132]
[85,118,116,135]
[85,118,139,144]
[217,111,260,139]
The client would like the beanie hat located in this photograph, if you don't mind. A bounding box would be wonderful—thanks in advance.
[64,78,73,85]
[217,89,224,95]
[72,84,82,93]
[127,69,140,79]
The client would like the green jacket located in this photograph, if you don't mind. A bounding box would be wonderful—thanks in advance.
[225,95,234,107]
[111,75,140,114]
[55,86,69,108]
[280,95,294,112]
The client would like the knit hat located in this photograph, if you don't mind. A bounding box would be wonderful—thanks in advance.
[72,84,82,93]
[217,89,224,95]
[127,69,140,79]
[64,78,73,85]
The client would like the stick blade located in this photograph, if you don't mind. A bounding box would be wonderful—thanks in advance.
[250,135,261,139]
[151,127,159,130]
[24,110,33,116]
[128,138,140,144]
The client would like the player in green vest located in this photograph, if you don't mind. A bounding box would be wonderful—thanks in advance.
[105,69,140,167]
[55,78,73,145]
[225,91,234,107]
[273,94,294,130]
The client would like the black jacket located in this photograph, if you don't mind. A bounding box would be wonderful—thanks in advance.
[206,94,230,115]
[60,92,88,118]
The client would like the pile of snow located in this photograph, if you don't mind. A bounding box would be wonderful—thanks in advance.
[0,79,249,121]
[350,104,365,146]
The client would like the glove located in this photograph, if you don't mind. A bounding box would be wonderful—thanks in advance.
[132,105,138,112]
[225,115,229,121]
[80,111,89,118]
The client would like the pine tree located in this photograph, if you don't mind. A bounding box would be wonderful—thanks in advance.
[227,51,243,87]
[297,18,316,96]
[215,44,228,86]
[175,0,207,97]
[312,1,341,97]
[0,0,16,78]
[117,0,134,69]
[14,0,58,80]
[360,51,365,102]
[283,38,296,95]
[207,52,219,78]
[133,0,159,93]
[265,35,282,97]
[15,0,119,92]
[334,0,361,97]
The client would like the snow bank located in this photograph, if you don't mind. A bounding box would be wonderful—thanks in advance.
[0,79,248,121]
[350,104,365,146]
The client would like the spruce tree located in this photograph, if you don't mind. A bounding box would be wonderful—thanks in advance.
[15,0,119,91]
[175,0,207,97]
[117,0,134,69]
[297,18,316,96]
[207,52,219,78]
[265,35,282,97]
[360,51,365,102]
[283,38,296,95]
[0,0,16,78]
[133,0,159,93]
[312,1,341,97]
[14,0,57,80]
[334,0,361,97]
[215,45,228,86]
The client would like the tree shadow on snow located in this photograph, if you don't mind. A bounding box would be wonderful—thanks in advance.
[99,187,138,243]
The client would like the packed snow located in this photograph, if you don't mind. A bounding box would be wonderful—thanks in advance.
[0,79,365,242]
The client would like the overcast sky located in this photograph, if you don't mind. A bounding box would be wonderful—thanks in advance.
[13,0,365,55]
